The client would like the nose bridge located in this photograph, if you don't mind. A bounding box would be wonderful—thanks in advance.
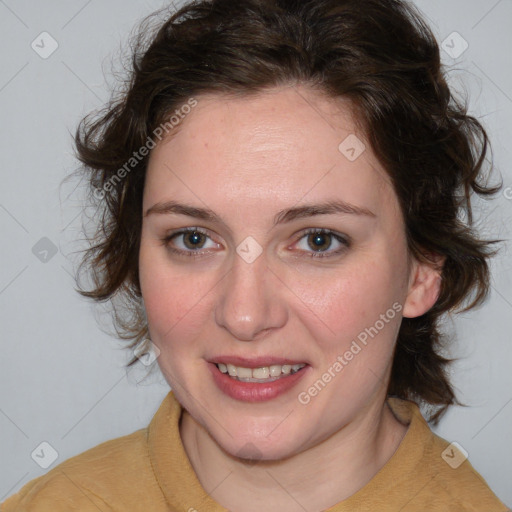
[214,250,287,341]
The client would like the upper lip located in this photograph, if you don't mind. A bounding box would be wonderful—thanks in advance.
[209,356,308,368]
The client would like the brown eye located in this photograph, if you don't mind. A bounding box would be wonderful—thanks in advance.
[182,230,207,250]
[307,232,333,252]
[162,227,221,258]
[294,229,350,259]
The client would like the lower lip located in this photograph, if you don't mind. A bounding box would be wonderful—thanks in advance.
[208,362,310,402]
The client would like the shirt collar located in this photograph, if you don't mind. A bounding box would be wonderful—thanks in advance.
[147,391,430,511]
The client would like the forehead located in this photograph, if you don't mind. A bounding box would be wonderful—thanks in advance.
[144,86,396,218]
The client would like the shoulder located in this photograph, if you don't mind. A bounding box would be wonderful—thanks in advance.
[1,428,158,512]
[422,431,508,511]
[387,398,509,511]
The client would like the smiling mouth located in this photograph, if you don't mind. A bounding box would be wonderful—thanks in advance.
[216,362,307,382]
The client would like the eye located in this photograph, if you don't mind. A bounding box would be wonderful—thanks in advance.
[162,227,221,257]
[293,228,350,258]
[162,227,349,260]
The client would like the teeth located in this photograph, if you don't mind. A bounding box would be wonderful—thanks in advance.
[236,366,253,379]
[216,362,306,380]
[269,365,282,377]
[252,367,269,379]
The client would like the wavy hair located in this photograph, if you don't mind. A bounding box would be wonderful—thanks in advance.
[74,0,502,422]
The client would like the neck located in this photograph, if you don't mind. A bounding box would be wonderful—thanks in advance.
[180,396,408,512]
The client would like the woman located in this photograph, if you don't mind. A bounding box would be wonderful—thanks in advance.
[3,0,509,510]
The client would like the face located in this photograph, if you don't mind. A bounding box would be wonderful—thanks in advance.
[139,86,439,460]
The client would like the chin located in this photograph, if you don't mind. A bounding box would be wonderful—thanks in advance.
[209,418,307,463]
[225,437,300,463]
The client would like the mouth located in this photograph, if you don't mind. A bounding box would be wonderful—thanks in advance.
[215,362,307,383]
[208,359,310,402]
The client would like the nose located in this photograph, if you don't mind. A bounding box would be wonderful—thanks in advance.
[214,250,288,341]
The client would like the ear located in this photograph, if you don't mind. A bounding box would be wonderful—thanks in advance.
[402,253,445,318]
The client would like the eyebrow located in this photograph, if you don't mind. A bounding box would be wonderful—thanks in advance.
[145,199,376,227]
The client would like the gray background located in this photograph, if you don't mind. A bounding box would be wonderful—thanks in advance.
[0,0,511,506]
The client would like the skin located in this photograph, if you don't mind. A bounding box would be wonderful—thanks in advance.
[138,85,443,512]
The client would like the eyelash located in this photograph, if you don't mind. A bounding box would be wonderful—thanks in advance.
[161,227,350,260]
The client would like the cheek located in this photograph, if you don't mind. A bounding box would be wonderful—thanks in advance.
[139,246,215,344]
[290,254,402,347]
[291,258,405,405]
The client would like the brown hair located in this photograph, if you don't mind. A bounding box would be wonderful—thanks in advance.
[74,0,502,422]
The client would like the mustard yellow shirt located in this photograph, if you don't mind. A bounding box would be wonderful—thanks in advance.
[2,391,509,511]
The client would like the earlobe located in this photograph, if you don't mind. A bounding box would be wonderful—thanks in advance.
[402,255,445,318]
